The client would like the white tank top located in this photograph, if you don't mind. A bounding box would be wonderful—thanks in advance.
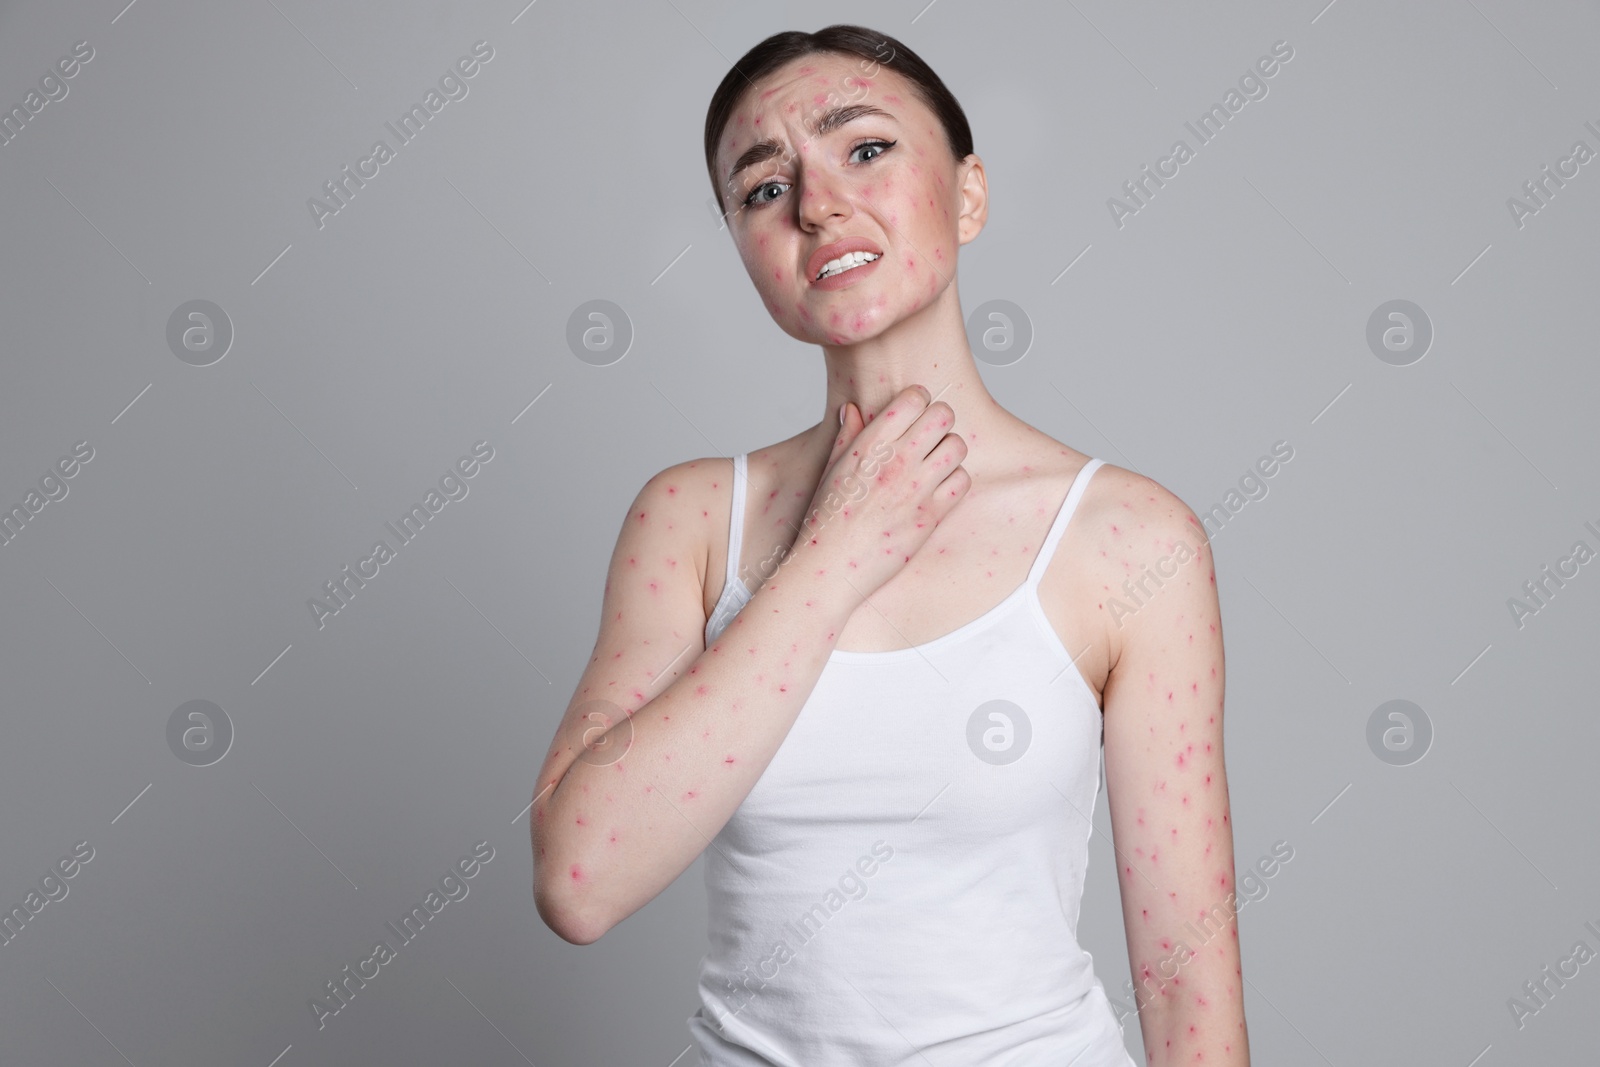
[688,454,1136,1066]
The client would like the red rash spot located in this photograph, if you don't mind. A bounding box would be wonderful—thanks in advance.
[569,864,585,883]
[684,790,699,800]
[724,756,736,765]
[574,815,586,826]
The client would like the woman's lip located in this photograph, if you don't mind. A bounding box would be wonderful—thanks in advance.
[809,253,882,291]
[806,237,885,284]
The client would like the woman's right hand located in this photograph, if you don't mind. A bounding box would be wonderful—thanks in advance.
[788,384,971,603]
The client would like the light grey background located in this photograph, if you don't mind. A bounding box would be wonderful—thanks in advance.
[1,0,1595,1064]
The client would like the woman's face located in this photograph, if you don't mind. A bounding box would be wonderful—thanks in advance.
[714,52,978,346]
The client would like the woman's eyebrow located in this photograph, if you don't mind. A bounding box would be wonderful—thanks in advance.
[725,103,897,184]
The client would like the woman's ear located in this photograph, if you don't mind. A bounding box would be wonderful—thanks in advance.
[956,153,988,246]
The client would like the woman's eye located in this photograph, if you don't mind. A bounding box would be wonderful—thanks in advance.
[743,181,788,208]
[849,139,896,164]
[740,140,896,209]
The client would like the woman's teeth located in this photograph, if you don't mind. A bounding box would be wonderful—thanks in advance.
[817,251,881,280]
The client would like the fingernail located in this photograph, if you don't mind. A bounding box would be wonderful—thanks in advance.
[838,402,846,427]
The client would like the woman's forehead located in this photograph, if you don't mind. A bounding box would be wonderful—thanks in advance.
[719,61,917,168]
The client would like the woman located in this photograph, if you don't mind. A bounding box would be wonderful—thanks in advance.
[534,24,1249,1067]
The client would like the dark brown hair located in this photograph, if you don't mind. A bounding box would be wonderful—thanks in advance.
[703,24,974,216]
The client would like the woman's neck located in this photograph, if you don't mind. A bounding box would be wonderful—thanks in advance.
[809,288,1017,474]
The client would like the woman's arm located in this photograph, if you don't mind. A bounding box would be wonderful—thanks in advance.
[1100,477,1249,1066]
[531,459,856,944]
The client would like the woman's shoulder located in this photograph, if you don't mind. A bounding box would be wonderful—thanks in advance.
[1017,426,1199,541]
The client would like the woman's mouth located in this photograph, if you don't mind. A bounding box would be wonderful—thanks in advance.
[809,251,883,291]
[815,251,882,281]
[806,237,886,290]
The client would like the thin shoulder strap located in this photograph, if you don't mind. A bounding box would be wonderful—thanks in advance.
[1025,458,1105,588]
[724,453,749,590]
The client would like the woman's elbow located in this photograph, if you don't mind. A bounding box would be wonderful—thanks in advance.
[534,870,610,945]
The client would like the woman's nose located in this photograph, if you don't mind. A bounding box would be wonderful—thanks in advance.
[796,174,851,228]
